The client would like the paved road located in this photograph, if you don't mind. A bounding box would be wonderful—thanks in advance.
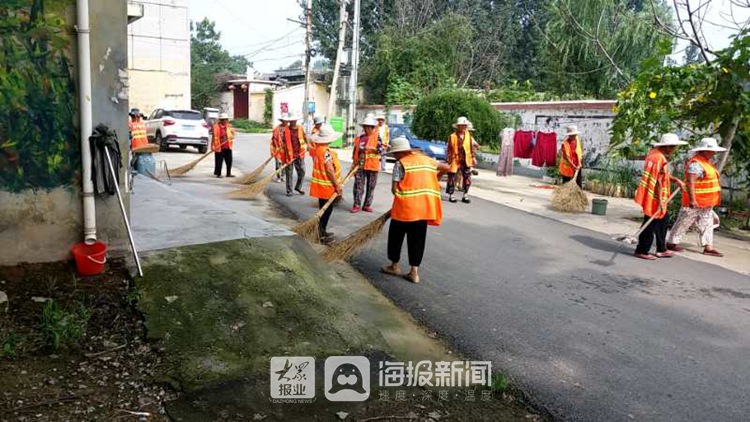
[224,134,750,421]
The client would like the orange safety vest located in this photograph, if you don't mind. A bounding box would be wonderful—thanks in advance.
[211,123,234,152]
[280,125,307,164]
[353,131,381,172]
[558,137,583,178]
[392,152,443,226]
[310,145,341,199]
[448,132,474,173]
[634,148,671,218]
[271,125,286,159]
[129,120,148,150]
[682,155,721,208]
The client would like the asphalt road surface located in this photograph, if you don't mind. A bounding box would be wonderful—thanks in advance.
[225,133,750,421]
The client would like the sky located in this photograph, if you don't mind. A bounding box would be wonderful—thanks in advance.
[188,0,749,74]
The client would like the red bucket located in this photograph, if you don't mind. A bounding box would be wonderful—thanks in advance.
[71,241,107,276]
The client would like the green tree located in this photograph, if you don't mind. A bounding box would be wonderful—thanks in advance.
[411,89,513,146]
[191,18,249,109]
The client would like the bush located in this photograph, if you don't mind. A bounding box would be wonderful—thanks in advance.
[263,89,274,126]
[411,90,513,146]
[40,301,90,351]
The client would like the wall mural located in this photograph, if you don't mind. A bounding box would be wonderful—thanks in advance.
[0,0,78,192]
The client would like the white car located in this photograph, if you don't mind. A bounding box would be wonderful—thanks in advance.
[145,108,210,153]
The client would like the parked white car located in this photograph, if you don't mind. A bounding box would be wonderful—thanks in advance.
[145,108,210,153]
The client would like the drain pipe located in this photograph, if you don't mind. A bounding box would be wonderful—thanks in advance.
[77,0,96,244]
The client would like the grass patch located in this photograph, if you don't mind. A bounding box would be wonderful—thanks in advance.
[231,119,272,133]
[40,300,90,351]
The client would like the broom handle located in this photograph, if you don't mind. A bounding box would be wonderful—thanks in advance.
[272,160,294,176]
[315,165,360,217]
[633,187,682,238]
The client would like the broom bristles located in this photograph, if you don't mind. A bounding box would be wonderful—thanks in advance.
[233,156,273,185]
[322,210,391,262]
[170,150,213,176]
[227,161,292,199]
[551,178,588,213]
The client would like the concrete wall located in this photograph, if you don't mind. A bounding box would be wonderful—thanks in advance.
[271,83,329,122]
[248,92,266,122]
[127,0,190,113]
[219,91,234,119]
[0,0,130,266]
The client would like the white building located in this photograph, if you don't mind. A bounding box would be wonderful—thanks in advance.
[127,0,191,113]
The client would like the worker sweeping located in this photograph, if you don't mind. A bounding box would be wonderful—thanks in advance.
[277,113,307,196]
[270,116,289,183]
[128,108,148,150]
[212,113,235,178]
[666,138,726,257]
[559,125,584,187]
[380,136,450,284]
[446,117,477,203]
[376,113,390,171]
[351,116,383,213]
[308,124,343,244]
[633,133,687,260]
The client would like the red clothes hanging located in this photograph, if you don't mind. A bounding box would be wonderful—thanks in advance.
[513,130,534,159]
[531,131,558,167]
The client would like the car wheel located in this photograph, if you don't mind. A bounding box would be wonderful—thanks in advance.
[198,146,207,154]
[156,132,167,152]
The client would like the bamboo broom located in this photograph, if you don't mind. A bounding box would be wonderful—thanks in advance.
[292,166,359,243]
[169,150,213,176]
[551,169,588,213]
[233,156,273,185]
[227,161,293,199]
[322,210,392,262]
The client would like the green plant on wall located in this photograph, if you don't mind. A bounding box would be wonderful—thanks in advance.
[263,89,273,126]
[0,0,78,192]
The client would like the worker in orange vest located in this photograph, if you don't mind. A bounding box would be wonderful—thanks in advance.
[270,117,289,183]
[446,116,477,203]
[376,113,390,171]
[666,138,726,257]
[309,116,324,157]
[558,125,584,187]
[277,113,307,196]
[128,108,148,150]
[308,124,343,244]
[380,137,450,284]
[633,133,687,260]
[351,116,383,213]
[211,113,235,178]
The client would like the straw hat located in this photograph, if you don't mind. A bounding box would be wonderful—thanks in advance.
[564,125,579,137]
[653,133,688,147]
[218,112,230,120]
[375,113,386,121]
[360,116,378,127]
[387,136,420,155]
[279,112,300,122]
[313,117,324,125]
[452,116,470,128]
[691,137,727,152]
[308,124,341,144]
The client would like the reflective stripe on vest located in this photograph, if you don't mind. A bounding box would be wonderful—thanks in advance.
[129,121,148,149]
[634,149,670,218]
[281,126,307,163]
[558,138,582,178]
[682,155,721,208]
[392,153,443,226]
[212,123,234,152]
[353,132,380,172]
[310,146,341,199]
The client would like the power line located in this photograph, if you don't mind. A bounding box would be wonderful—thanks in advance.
[229,27,304,53]
[242,39,306,59]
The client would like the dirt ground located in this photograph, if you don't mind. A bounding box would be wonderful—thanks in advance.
[0,261,175,421]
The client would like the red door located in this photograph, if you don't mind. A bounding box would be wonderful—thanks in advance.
[234,89,249,119]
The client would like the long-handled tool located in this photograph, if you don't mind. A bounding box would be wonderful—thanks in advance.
[292,165,359,243]
[226,161,294,199]
[169,150,213,176]
[322,210,392,262]
[614,187,682,244]
[104,148,143,277]
[233,156,273,185]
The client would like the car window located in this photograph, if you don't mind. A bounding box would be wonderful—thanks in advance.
[154,109,164,119]
[390,126,407,139]
[169,110,202,120]
[147,110,156,120]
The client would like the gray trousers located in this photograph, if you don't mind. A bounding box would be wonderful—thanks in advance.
[285,158,306,193]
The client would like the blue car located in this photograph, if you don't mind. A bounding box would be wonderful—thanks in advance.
[389,124,447,161]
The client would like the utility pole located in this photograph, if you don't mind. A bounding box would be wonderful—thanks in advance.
[326,0,348,122]
[346,0,361,147]
[303,0,313,132]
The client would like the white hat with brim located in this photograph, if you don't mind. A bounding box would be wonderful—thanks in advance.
[313,117,324,125]
[360,116,378,127]
[218,113,230,120]
[691,137,727,152]
[375,113,386,120]
[308,124,341,144]
[564,125,579,137]
[278,113,300,122]
[653,133,688,147]
[387,136,421,155]
[452,116,470,128]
